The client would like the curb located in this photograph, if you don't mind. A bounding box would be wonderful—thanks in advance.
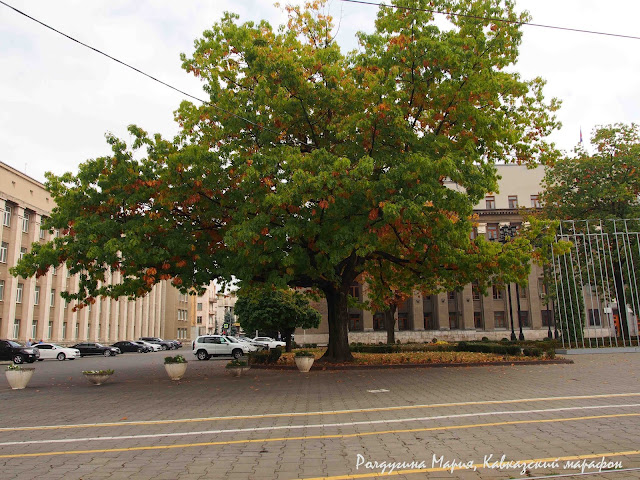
[249,359,574,371]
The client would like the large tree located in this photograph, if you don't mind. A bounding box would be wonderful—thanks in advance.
[235,288,321,351]
[13,1,559,362]
[541,123,640,341]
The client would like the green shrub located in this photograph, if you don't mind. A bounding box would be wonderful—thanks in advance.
[226,359,248,368]
[269,347,282,363]
[295,350,314,357]
[481,337,490,342]
[350,344,400,353]
[455,342,521,355]
[248,351,270,364]
[164,355,187,364]
[522,348,543,357]
[431,338,438,344]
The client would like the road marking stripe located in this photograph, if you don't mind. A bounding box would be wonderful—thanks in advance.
[297,451,640,480]
[1,392,639,432]
[1,403,639,447]
[0,413,637,459]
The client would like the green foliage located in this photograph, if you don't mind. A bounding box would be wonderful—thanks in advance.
[455,342,521,355]
[522,347,543,357]
[226,359,248,368]
[248,348,282,365]
[235,287,321,335]
[82,369,114,375]
[164,355,187,364]
[294,350,314,357]
[10,1,559,362]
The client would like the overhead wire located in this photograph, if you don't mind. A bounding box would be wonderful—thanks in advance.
[0,0,297,144]
[340,0,640,41]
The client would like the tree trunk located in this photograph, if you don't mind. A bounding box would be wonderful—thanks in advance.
[319,287,354,363]
[283,327,295,353]
[384,304,397,344]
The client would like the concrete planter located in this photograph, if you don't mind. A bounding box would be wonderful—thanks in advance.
[226,366,250,377]
[83,372,113,386]
[295,356,314,373]
[5,368,35,389]
[164,362,187,381]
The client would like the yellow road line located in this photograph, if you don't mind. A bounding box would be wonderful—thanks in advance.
[298,450,640,480]
[0,412,638,459]
[2,392,639,432]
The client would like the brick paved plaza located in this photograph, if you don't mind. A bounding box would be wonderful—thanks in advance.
[1,352,639,480]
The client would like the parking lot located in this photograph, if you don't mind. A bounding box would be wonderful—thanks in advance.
[1,351,639,479]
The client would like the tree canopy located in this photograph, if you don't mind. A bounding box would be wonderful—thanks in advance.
[13,0,559,362]
[234,287,321,351]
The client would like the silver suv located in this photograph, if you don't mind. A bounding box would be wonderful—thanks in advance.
[192,335,248,360]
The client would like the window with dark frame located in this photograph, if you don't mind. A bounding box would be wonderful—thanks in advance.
[485,196,496,209]
[487,223,499,240]
[508,195,518,209]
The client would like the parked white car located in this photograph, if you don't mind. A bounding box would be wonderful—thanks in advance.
[225,336,262,352]
[192,335,249,360]
[33,343,81,361]
[251,337,286,349]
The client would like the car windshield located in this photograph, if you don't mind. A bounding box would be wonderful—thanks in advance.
[8,341,21,347]
[226,336,238,342]
[95,343,105,348]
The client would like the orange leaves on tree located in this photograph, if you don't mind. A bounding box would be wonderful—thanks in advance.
[261,227,270,236]
[318,200,329,209]
[368,208,379,221]
[172,277,183,286]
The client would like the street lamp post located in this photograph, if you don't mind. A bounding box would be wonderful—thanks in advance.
[499,224,519,342]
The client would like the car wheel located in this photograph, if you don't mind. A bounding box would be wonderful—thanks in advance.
[137,348,143,353]
[196,350,210,361]
[232,349,243,359]
[161,345,168,351]
[57,353,66,361]
[103,350,111,357]
[12,354,24,364]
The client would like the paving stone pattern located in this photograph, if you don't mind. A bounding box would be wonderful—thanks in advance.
[0,351,639,479]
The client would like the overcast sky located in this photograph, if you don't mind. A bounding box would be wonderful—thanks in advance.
[1,0,639,183]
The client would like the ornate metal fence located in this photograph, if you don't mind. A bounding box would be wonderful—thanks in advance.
[551,219,640,349]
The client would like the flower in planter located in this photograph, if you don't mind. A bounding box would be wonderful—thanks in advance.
[294,350,314,357]
[6,364,25,371]
[82,369,114,375]
[164,355,187,364]
[226,359,248,368]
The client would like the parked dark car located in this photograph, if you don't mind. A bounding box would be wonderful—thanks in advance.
[71,342,119,357]
[0,340,40,364]
[113,341,146,353]
[169,340,182,349]
[139,337,175,350]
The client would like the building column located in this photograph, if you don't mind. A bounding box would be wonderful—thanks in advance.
[461,284,475,330]
[5,207,23,338]
[436,293,449,330]
[412,292,424,330]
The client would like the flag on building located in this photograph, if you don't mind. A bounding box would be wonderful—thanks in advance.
[580,127,583,143]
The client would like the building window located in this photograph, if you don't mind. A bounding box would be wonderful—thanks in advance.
[348,313,362,331]
[470,227,478,240]
[447,291,456,300]
[349,284,360,299]
[541,310,554,327]
[519,286,527,298]
[197,316,203,324]
[197,302,203,311]
[449,313,459,330]
[0,242,8,263]
[494,311,506,328]
[588,309,601,326]
[48,321,53,339]
[75,323,79,340]
[398,313,409,330]
[487,223,499,240]
[519,311,530,328]
[492,285,503,300]
[474,311,484,329]
[31,320,37,339]
[50,289,55,307]
[16,283,23,304]
[0,279,4,301]
[373,313,385,331]
[472,282,481,300]
[424,312,437,330]
[40,227,46,239]
[485,196,496,210]
[531,195,541,208]
[13,319,20,339]
[3,205,12,227]
[19,247,27,261]
[22,212,30,233]
[508,195,518,209]
[34,286,40,306]
[62,322,67,339]
[87,323,91,340]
